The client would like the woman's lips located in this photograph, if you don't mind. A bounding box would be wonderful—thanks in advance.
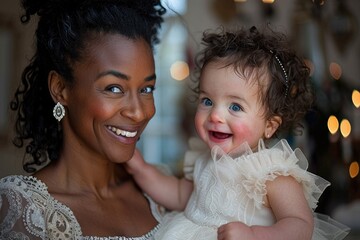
[107,125,137,138]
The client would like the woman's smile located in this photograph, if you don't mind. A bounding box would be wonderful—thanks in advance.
[107,125,138,138]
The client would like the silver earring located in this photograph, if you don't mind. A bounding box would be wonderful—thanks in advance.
[53,102,65,121]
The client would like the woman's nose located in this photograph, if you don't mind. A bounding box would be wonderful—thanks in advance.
[122,95,148,122]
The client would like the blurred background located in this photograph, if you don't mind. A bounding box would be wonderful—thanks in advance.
[1,0,359,238]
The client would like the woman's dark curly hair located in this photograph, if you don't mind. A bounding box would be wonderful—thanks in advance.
[11,0,166,172]
[193,25,314,138]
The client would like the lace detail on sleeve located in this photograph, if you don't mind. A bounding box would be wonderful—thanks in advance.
[0,175,169,240]
[0,175,44,239]
[0,175,83,239]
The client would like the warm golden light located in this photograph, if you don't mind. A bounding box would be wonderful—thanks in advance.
[349,161,359,178]
[262,0,275,3]
[352,90,360,108]
[327,115,339,134]
[329,62,342,80]
[170,61,190,81]
[340,119,351,138]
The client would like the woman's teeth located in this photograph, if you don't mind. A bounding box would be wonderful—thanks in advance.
[108,126,137,138]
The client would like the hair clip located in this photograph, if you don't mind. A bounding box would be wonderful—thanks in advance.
[270,50,289,97]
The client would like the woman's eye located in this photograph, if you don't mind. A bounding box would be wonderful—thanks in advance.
[230,103,242,112]
[201,98,212,106]
[141,86,155,94]
[107,86,122,93]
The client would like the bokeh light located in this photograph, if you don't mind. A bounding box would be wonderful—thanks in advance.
[349,161,359,178]
[262,0,275,3]
[352,90,360,108]
[327,115,339,134]
[304,59,315,77]
[170,61,190,81]
[340,119,351,138]
[329,62,342,80]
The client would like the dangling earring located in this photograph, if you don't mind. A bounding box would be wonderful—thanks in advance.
[53,102,65,121]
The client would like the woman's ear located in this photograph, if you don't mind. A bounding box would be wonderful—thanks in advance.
[48,70,67,104]
[265,116,282,139]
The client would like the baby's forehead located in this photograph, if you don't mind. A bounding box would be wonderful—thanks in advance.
[222,62,270,104]
[201,61,267,95]
[204,59,270,84]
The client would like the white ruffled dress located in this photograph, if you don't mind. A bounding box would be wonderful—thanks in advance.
[154,138,350,240]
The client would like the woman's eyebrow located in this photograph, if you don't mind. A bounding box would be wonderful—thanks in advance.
[145,73,156,82]
[96,70,129,80]
[96,70,156,82]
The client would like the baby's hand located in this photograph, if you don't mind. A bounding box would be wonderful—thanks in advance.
[124,148,145,174]
[217,221,254,240]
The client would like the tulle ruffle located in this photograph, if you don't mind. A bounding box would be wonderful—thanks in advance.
[210,139,330,211]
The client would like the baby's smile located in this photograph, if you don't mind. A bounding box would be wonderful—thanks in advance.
[210,131,232,139]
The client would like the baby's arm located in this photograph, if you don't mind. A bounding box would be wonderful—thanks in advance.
[126,149,193,211]
[217,176,314,240]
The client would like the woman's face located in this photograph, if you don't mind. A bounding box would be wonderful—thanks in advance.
[63,34,156,163]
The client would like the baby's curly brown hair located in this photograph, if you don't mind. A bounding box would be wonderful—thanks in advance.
[192,25,314,137]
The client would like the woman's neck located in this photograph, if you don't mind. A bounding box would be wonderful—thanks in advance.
[34,151,131,198]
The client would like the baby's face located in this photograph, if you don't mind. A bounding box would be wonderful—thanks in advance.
[194,61,270,153]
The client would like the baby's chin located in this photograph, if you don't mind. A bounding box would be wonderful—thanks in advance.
[211,141,256,156]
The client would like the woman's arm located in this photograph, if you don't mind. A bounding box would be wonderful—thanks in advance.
[125,149,194,211]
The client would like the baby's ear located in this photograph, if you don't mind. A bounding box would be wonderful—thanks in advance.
[265,116,282,138]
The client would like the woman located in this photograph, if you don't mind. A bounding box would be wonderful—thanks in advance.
[0,0,165,239]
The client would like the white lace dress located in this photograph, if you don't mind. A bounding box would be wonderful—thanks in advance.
[0,175,163,240]
[154,138,350,240]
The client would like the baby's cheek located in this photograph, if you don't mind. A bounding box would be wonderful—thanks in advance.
[232,121,265,150]
[194,112,206,138]
[232,122,253,140]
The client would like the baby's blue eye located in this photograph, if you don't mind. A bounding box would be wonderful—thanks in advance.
[230,103,242,112]
[201,98,212,106]
[141,86,155,94]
